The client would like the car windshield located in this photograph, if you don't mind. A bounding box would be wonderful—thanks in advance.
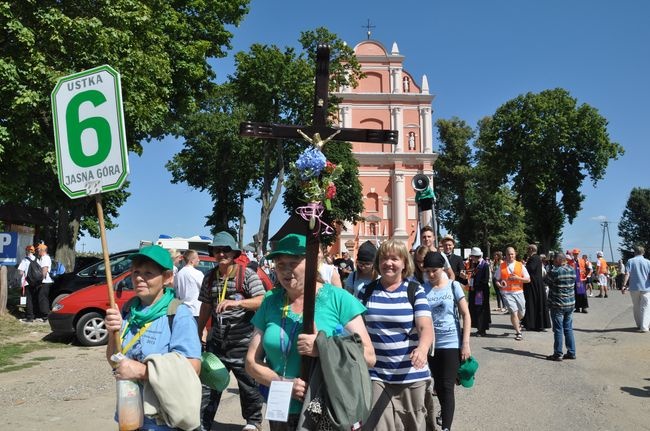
[78,255,132,277]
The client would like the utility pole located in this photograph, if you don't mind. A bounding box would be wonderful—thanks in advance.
[601,221,615,262]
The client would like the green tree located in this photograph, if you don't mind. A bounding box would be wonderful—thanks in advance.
[618,187,650,259]
[475,88,624,253]
[166,84,257,235]
[0,1,248,268]
[434,117,475,254]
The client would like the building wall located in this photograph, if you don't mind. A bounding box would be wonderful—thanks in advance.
[334,40,438,256]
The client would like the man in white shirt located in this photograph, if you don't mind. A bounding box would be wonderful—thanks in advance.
[35,243,53,322]
[174,249,204,319]
[17,245,36,323]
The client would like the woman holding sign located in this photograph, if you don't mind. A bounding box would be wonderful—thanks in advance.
[105,245,202,431]
[245,233,375,431]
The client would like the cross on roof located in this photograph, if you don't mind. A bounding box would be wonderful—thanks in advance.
[362,18,376,40]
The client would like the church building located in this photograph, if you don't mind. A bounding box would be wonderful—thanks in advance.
[334,39,438,254]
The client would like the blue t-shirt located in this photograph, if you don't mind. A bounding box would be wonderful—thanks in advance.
[424,280,465,349]
[626,255,650,291]
[121,303,202,362]
[118,303,201,430]
[364,279,432,384]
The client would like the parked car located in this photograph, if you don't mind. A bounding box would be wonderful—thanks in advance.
[48,249,138,307]
[48,255,216,346]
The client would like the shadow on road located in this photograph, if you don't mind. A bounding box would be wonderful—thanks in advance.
[620,386,650,397]
[483,346,547,360]
[573,327,639,333]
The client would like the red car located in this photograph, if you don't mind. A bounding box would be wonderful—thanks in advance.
[48,256,216,346]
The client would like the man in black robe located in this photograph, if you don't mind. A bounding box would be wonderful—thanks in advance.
[441,234,467,286]
[523,244,551,331]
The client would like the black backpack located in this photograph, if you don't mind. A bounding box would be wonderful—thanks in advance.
[26,258,43,286]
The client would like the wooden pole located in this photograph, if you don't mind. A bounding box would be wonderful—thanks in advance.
[300,225,319,381]
[95,194,120,353]
[96,195,115,307]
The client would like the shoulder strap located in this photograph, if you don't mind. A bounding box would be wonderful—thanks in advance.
[166,298,183,329]
[360,279,379,305]
[407,281,419,308]
[236,263,246,293]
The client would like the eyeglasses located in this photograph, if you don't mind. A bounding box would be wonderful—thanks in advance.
[212,247,232,254]
[357,261,373,267]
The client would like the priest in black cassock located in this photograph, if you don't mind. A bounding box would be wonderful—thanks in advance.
[523,244,551,331]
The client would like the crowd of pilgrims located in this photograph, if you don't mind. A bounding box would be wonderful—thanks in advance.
[106,228,622,431]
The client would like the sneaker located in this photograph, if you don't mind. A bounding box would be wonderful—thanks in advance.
[588,293,593,297]
[242,424,261,431]
[19,318,34,323]
[563,353,576,360]
[514,332,523,341]
[35,317,47,323]
[546,354,563,361]
[604,294,608,298]
[582,309,589,314]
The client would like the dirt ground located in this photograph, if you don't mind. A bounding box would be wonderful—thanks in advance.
[0,289,649,431]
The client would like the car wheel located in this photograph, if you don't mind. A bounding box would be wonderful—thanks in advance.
[75,312,108,346]
[52,293,69,308]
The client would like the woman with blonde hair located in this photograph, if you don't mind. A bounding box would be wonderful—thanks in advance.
[362,239,433,430]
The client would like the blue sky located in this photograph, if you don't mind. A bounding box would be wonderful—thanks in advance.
[80,0,649,261]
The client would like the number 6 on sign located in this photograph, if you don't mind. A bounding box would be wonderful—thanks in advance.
[51,64,129,199]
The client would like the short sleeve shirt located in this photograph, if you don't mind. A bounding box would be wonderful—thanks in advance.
[424,280,465,349]
[251,284,365,413]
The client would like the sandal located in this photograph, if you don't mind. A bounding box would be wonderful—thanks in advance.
[514,332,523,341]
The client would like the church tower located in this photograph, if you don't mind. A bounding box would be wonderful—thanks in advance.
[334,40,437,253]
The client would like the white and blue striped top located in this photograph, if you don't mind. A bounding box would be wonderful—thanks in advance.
[364,279,432,383]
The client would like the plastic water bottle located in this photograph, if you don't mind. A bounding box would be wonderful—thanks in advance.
[334,324,349,337]
[112,353,143,431]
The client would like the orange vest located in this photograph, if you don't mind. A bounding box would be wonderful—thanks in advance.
[500,261,524,292]
[597,258,608,275]
[573,258,588,281]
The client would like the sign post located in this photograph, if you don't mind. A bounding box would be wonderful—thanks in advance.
[51,65,129,352]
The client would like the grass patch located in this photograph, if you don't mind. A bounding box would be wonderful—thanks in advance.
[0,314,65,373]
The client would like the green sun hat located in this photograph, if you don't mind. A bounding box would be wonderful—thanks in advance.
[200,352,230,391]
[266,233,306,260]
[128,245,174,271]
[457,356,479,388]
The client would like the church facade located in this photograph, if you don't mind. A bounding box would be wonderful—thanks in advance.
[333,39,438,254]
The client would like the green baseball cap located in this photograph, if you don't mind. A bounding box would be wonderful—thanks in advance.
[457,356,479,388]
[128,245,174,271]
[266,233,306,260]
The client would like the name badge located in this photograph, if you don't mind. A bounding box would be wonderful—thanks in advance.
[264,380,294,422]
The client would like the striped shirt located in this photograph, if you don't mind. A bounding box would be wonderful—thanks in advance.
[364,279,432,384]
[546,264,576,310]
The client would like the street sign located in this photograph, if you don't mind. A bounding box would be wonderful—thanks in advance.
[51,65,129,199]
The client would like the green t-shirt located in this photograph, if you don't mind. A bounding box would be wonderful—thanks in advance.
[251,283,366,413]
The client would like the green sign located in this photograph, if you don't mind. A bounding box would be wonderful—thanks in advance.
[51,65,129,199]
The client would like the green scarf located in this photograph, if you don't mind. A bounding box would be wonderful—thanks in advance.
[128,287,175,328]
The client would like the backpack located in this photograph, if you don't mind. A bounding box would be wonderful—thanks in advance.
[26,258,43,286]
[206,256,274,295]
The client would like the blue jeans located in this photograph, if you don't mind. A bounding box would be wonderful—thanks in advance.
[551,308,575,356]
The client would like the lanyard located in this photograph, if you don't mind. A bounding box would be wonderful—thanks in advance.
[120,321,153,355]
[219,273,230,303]
[279,293,300,377]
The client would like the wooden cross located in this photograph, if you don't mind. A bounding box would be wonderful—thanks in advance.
[240,44,397,378]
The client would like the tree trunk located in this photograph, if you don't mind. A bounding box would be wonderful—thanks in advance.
[52,201,85,272]
[257,139,285,254]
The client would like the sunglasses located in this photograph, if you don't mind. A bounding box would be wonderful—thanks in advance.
[212,247,232,254]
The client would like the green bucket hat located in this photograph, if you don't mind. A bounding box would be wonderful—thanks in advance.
[128,245,174,271]
[457,356,479,388]
[200,352,230,391]
[266,233,306,260]
[209,231,241,257]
